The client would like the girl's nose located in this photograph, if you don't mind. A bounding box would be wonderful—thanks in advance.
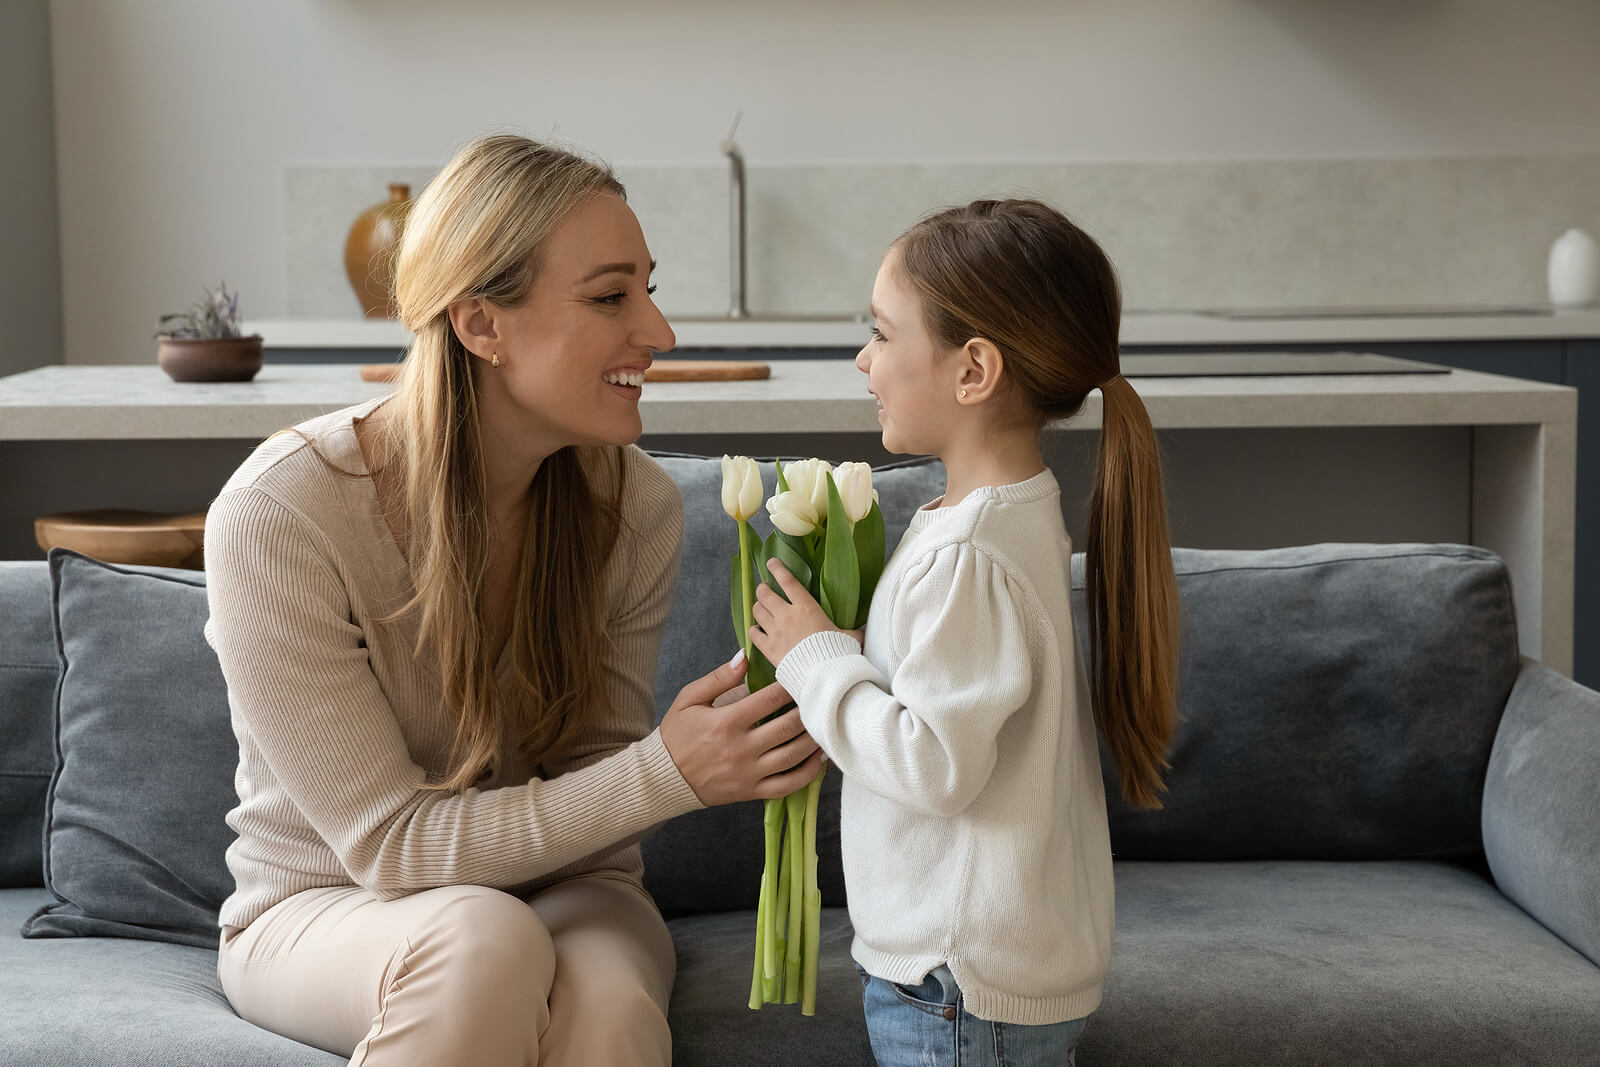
[855,346,870,372]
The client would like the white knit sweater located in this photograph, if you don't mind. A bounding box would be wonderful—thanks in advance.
[775,470,1113,1025]
[204,398,703,930]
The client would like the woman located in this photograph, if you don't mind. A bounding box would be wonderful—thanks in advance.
[204,134,822,1065]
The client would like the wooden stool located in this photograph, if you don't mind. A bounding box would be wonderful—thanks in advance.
[34,510,208,570]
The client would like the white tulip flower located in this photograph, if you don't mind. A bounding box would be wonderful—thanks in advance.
[834,462,876,523]
[766,490,820,537]
[782,458,834,519]
[720,454,763,521]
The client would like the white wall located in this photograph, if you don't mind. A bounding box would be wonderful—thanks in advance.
[49,0,1600,363]
[3,0,62,373]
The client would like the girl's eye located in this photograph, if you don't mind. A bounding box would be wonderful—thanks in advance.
[647,284,658,296]
[868,326,885,343]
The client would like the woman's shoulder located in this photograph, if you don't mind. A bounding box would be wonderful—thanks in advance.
[214,400,381,523]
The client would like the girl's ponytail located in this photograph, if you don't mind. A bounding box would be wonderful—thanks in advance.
[1086,374,1180,809]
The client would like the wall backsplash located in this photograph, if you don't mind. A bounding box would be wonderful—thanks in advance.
[287,154,1600,320]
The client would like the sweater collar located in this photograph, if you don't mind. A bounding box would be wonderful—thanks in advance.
[907,468,1059,533]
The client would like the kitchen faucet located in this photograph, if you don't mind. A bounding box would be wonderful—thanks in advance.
[720,112,748,320]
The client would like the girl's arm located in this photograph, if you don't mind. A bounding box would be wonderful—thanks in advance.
[205,483,703,901]
[764,542,1033,817]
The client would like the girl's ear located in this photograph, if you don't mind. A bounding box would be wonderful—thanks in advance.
[447,297,502,362]
[955,337,1005,405]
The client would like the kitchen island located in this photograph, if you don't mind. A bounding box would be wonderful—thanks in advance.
[0,356,1576,676]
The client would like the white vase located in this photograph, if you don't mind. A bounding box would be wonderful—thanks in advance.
[1548,228,1600,309]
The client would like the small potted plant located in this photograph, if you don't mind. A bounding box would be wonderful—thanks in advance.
[155,282,263,382]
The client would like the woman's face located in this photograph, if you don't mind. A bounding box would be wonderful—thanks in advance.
[855,250,962,457]
[489,192,674,451]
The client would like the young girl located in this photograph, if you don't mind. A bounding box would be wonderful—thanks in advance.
[748,199,1179,1066]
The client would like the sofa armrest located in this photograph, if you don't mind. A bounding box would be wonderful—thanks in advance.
[1482,659,1600,966]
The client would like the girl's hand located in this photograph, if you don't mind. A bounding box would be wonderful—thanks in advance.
[750,559,844,667]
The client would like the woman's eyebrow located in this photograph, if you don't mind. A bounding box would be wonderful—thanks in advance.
[577,259,657,284]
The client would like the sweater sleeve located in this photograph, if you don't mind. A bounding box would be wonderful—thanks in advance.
[774,541,1034,818]
[204,483,702,900]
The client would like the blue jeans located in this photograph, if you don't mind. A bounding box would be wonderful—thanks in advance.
[856,963,1089,1066]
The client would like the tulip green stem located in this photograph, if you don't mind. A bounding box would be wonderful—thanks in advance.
[738,519,756,657]
[801,765,825,1015]
[762,796,783,990]
[784,790,805,1002]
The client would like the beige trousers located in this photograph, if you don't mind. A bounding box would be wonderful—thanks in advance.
[217,874,675,1066]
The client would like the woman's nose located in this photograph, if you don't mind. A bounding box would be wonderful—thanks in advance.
[638,298,676,353]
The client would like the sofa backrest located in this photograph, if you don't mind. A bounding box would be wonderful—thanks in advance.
[1075,543,1520,861]
[0,562,57,886]
[0,459,1523,918]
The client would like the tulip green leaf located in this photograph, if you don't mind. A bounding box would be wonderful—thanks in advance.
[748,643,777,695]
[852,499,886,629]
[774,459,791,494]
[820,473,859,629]
[759,531,814,601]
[730,549,745,646]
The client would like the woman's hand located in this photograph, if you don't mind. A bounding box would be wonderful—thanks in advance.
[749,559,844,668]
[659,652,824,807]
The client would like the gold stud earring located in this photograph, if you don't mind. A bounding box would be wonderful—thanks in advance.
[491,353,501,368]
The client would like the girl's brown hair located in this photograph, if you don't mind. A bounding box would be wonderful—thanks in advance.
[894,199,1180,809]
[377,134,630,793]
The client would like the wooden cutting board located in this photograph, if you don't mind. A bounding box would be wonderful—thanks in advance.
[359,360,770,384]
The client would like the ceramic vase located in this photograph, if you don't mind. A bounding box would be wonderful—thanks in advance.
[1548,228,1600,309]
[156,335,264,383]
[344,183,412,318]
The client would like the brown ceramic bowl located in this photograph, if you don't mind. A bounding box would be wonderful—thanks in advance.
[156,335,264,383]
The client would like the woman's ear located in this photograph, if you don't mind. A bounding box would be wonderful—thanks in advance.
[447,297,501,362]
[956,337,1005,405]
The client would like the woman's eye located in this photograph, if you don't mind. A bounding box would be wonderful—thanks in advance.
[596,284,657,306]
[647,284,658,296]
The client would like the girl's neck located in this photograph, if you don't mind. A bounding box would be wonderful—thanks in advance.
[937,426,1046,508]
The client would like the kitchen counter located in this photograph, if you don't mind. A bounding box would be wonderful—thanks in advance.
[244,308,1600,352]
[0,357,1572,440]
[0,358,1574,679]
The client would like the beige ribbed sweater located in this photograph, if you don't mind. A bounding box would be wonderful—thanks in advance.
[774,470,1114,1025]
[204,397,703,931]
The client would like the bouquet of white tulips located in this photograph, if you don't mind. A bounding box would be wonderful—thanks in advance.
[720,455,886,1015]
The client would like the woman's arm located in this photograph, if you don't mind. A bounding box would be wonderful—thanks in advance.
[764,542,1034,818]
[205,483,704,900]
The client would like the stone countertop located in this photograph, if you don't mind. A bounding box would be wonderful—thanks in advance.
[0,358,1574,442]
[244,308,1600,351]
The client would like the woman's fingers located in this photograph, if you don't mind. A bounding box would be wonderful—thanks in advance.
[669,650,748,714]
[753,749,827,799]
[756,729,821,778]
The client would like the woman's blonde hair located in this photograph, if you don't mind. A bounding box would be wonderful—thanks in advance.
[894,199,1180,809]
[377,134,629,793]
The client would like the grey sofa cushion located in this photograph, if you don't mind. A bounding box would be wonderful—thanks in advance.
[642,453,946,917]
[1483,661,1600,967]
[1075,544,1520,860]
[22,551,237,948]
[1083,861,1600,1066]
[0,887,340,1066]
[0,563,57,887]
[666,907,873,1066]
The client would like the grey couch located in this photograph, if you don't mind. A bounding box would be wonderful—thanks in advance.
[2,452,1597,1066]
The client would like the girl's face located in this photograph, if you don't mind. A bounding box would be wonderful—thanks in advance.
[855,250,964,457]
[487,193,675,451]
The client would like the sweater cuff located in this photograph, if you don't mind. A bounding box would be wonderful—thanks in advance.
[638,728,707,815]
[776,630,865,695]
